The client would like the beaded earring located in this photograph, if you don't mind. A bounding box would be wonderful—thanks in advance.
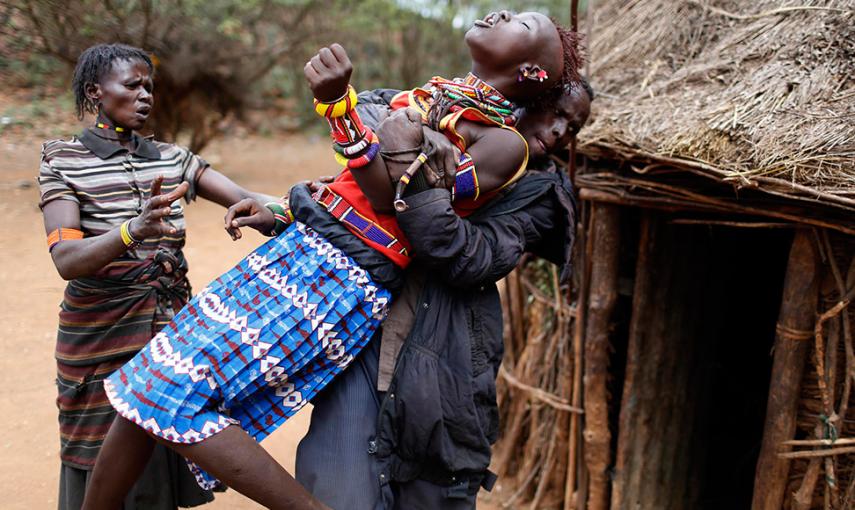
[518,64,549,83]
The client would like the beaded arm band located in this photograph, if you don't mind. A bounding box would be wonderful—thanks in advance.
[451,152,479,201]
[264,200,294,236]
[47,227,84,251]
[333,130,380,169]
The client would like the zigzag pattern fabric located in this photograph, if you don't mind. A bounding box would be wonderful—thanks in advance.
[104,222,390,489]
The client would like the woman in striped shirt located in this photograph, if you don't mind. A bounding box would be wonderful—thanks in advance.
[39,43,283,510]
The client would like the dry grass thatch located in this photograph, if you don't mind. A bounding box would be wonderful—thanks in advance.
[579,0,855,202]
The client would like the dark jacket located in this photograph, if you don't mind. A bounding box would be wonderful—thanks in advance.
[374,169,576,489]
[334,87,576,489]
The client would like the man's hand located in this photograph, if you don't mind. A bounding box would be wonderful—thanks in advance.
[224,198,275,240]
[421,126,460,190]
[304,44,353,102]
[377,108,424,182]
[377,108,459,190]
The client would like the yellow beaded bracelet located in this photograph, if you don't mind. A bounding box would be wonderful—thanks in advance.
[313,85,358,119]
[120,220,140,248]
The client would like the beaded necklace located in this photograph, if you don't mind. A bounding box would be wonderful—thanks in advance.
[95,122,126,133]
[428,73,517,126]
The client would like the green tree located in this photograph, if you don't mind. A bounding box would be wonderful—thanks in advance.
[3,0,326,150]
[1,0,578,150]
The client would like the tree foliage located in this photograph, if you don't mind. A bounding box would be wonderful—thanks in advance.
[1,0,574,150]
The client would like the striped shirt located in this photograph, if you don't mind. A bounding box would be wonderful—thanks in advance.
[39,128,207,261]
[39,128,207,468]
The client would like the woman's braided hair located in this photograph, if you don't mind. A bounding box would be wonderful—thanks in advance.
[555,20,584,91]
[516,21,586,113]
[72,43,153,120]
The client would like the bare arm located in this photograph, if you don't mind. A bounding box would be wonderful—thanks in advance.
[349,155,397,214]
[455,122,526,195]
[195,168,277,209]
[43,176,189,280]
[304,44,399,213]
[351,116,524,210]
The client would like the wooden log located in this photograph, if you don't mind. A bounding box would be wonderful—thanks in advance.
[752,230,819,510]
[578,187,855,236]
[582,203,621,510]
[577,141,855,211]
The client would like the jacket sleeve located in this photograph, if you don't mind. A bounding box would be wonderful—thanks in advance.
[396,188,554,288]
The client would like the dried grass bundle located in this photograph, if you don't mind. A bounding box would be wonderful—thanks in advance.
[489,260,580,510]
[580,0,855,200]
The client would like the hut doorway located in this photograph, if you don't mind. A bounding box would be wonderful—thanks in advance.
[610,212,793,509]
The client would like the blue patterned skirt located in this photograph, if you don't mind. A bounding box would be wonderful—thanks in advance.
[104,222,390,489]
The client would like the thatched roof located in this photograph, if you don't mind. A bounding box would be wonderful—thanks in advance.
[579,0,855,208]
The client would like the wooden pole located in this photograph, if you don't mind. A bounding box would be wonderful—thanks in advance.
[752,229,819,510]
[564,2,584,503]
[582,203,621,510]
[571,0,579,31]
[567,0,580,182]
[565,3,587,507]
[565,200,592,510]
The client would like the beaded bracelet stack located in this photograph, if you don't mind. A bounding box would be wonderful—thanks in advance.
[264,200,294,236]
[314,85,380,169]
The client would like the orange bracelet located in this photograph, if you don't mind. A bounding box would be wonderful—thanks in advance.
[47,228,84,251]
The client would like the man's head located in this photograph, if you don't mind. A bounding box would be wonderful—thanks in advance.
[72,43,154,131]
[465,10,582,103]
[516,79,593,160]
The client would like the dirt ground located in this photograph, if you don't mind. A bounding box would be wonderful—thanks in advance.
[0,130,338,509]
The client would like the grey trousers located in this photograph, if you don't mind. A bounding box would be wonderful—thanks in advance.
[295,335,477,510]
[58,444,213,510]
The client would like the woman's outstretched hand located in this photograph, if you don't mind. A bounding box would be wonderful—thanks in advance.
[224,198,275,240]
[129,175,189,239]
[306,175,335,193]
[224,177,335,240]
[304,43,353,102]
